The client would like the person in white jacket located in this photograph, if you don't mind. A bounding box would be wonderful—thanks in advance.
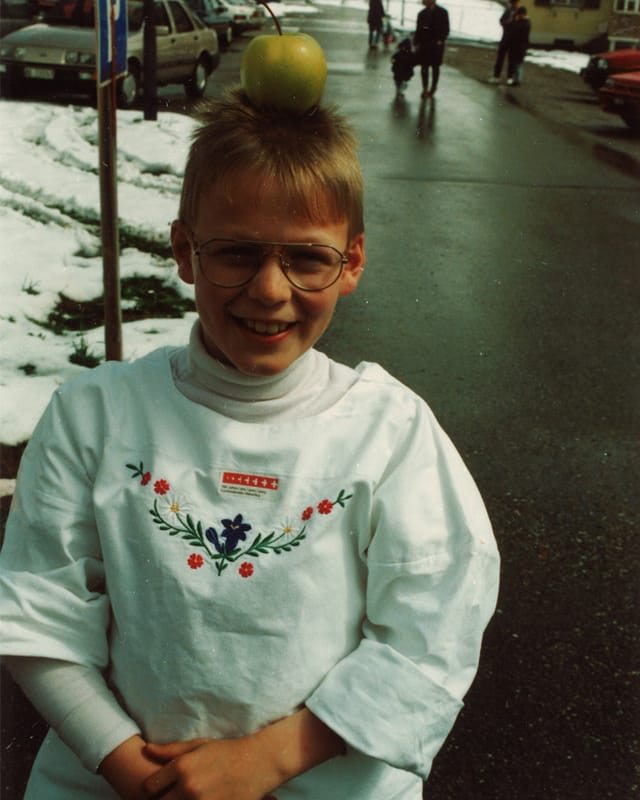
[1,87,500,800]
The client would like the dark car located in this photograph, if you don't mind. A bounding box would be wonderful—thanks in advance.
[581,48,640,91]
[598,69,640,132]
[186,0,234,49]
[0,0,219,107]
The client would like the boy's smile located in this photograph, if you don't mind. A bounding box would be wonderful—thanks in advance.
[172,175,365,376]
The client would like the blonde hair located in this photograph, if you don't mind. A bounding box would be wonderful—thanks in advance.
[178,88,364,239]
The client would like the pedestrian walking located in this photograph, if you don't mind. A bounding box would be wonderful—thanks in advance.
[367,0,385,48]
[0,88,499,799]
[489,0,520,83]
[413,0,450,97]
[506,6,530,85]
[391,37,415,96]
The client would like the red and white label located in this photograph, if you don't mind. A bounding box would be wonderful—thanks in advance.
[220,471,280,497]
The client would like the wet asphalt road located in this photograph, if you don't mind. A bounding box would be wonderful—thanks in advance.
[311,10,640,800]
[2,5,639,799]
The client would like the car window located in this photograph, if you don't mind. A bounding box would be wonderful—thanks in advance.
[154,1,170,27]
[39,0,95,27]
[168,0,193,32]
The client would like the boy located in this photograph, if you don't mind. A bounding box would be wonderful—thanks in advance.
[489,0,520,83]
[391,37,415,97]
[1,89,500,799]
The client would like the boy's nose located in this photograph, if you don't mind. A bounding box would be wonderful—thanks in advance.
[244,253,292,305]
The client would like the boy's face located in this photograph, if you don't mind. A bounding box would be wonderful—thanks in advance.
[172,176,365,376]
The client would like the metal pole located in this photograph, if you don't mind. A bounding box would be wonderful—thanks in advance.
[143,0,157,121]
[98,82,122,361]
[97,1,122,361]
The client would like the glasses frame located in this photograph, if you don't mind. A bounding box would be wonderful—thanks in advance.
[191,236,350,292]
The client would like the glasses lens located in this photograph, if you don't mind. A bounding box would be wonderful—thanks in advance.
[284,245,344,290]
[199,240,263,287]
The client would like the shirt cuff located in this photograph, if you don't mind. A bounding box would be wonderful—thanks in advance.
[305,639,463,779]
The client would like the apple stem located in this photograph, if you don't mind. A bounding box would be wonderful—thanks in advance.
[258,0,283,35]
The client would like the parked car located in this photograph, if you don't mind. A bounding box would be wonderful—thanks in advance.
[581,48,640,92]
[223,0,265,35]
[0,0,219,107]
[185,0,234,49]
[598,70,640,132]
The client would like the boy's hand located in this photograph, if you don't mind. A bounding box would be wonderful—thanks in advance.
[141,708,343,800]
[98,735,165,799]
[142,737,277,800]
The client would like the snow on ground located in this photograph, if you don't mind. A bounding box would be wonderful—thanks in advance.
[0,0,588,446]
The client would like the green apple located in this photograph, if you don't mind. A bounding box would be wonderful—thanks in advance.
[240,32,327,113]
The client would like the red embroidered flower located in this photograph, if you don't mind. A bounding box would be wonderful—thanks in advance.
[301,506,313,521]
[317,499,333,515]
[141,472,151,486]
[154,479,170,495]
[239,562,254,578]
[188,553,204,569]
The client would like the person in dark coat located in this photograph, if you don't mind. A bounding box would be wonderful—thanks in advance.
[413,0,450,97]
[367,0,385,48]
[489,0,520,83]
[506,6,530,85]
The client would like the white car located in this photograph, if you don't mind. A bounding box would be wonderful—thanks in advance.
[0,0,220,107]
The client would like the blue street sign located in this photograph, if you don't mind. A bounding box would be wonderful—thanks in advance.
[97,0,128,86]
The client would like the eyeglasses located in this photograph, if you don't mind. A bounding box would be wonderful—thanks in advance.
[191,236,349,292]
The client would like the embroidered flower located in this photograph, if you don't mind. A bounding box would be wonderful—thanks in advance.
[220,514,252,551]
[317,499,333,515]
[141,471,151,486]
[301,506,313,521]
[188,553,204,569]
[161,493,190,518]
[154,479,170,495]
[239,562,254,578]
[280,519,296,537]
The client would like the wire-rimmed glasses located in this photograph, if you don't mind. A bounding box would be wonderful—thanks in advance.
[192,236,349,292]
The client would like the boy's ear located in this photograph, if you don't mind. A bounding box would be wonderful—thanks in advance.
[171,220,195,285]
[338,233,366,297]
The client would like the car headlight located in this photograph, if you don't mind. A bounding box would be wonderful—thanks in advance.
[64,51,94,65]
[597,58,609,70]
[1,45,27,59]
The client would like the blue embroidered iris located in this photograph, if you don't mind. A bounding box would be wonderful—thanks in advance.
[206,514,252,554]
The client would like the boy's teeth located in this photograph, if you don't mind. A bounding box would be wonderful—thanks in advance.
[248,320,288,334]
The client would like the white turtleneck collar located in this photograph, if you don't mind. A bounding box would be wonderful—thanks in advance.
[170,321,358,423]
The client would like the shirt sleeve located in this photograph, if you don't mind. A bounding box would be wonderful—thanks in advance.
[306,401,500,779]
[1,387,109,666]
[0,386,140,770]
[4,657,141,772]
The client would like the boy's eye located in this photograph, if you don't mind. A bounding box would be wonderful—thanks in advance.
[286,247,338,272]
[203,243,261,266]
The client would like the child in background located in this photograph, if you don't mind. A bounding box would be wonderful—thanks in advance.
[392,37,415,96]
[1,88,500,800]
[507,6,530,86]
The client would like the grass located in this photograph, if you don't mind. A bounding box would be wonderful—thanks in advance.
[41,276,195,335]
[69,336,101,368]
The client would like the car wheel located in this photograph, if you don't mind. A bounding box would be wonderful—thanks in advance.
[220,24,233,49]
[184,57,209,98]
[117,63,140,109]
